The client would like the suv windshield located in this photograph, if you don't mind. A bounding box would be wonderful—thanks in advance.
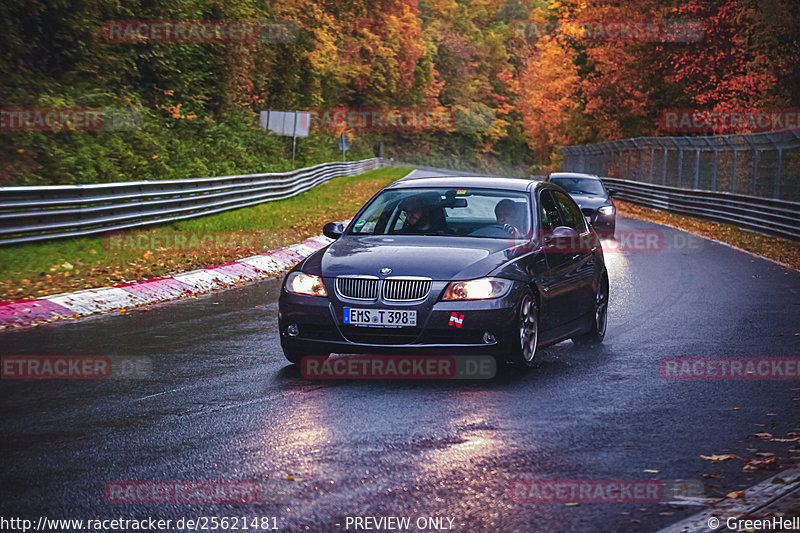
[349,188,531,238]
[550,177,606,196]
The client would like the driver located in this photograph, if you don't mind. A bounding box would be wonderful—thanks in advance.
[495,199,520,234]
[466,198,524,238]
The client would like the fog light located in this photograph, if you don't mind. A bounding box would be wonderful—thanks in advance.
[483,332,496,344]
[287,323,299,337]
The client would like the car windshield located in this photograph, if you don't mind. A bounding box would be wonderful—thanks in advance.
[550,177,606,196]
[349,187,531,238]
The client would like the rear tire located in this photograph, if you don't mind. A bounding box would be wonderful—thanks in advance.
[506,290,539,367]
[572,275,608,345]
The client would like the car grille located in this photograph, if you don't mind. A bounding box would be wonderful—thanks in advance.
[336,277,380,300]
[335,276,432,302]
[382,278,431,301]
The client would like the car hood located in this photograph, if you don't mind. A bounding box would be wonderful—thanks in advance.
[569,194,610,210]
[319,235,516,281]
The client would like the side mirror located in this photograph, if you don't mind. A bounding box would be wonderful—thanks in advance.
[549,226,579,240]
[607,189,617,197]
[323,222,344,239]
[543,226,581,253]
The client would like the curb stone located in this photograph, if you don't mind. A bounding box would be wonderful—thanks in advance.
[0,234,335,330]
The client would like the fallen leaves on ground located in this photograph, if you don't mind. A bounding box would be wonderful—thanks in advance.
[700,454,737,462]
[743,457,779,471]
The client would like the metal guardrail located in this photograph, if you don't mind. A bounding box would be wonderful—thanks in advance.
[601,177,800,241]
[562,130,800,202]
[0,158,384,245]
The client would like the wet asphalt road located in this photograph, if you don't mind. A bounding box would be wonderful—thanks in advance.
[1,214,799,533]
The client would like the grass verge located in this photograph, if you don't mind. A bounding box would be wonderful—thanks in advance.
[0,167,409,302]
[615,200,800,270]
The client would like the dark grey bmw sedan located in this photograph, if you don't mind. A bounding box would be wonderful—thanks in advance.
[278,176,609,367]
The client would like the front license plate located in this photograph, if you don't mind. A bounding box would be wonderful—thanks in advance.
[343,308,417,327]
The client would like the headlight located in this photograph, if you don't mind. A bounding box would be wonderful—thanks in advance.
[285,272,327,297]
[442,278,512,300]
[598,205,615,215]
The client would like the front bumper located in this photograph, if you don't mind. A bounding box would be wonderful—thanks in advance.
[278,282,522,355]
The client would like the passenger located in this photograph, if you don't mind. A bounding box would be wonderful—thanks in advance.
[400,193,449,234]
[404,206,432,233]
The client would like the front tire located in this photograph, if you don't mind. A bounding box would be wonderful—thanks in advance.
[572,275,608,345]
[282,347,328,365]
[506,290,539,367]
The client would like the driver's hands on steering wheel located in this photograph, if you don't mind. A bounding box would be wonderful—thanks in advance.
[499,223,523,239]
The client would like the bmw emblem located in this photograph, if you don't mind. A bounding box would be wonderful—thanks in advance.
[380,267,392,275]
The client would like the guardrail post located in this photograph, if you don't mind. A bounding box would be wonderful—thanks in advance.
[742,135,759,196]
[752,149,759,195]
[631,139,642,181]
[765,133,782,199]
[710,142,719,192]
[625,142,632,180]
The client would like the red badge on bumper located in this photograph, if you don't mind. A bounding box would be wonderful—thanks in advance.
[449,312,464,328]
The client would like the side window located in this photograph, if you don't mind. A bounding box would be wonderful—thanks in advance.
[552,190,587,232]
[539,190,562,231]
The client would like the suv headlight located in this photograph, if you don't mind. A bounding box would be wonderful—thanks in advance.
[442,278,512,300]
[598,205,615,215]
[285,272,327,297]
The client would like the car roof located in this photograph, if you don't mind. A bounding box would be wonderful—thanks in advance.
[548,172,601,180]
[387,175,537,192]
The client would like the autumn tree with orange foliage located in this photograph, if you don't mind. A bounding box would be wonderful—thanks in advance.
[0,0,796,182]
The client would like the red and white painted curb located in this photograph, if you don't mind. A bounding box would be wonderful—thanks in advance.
[0,235,334,330]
